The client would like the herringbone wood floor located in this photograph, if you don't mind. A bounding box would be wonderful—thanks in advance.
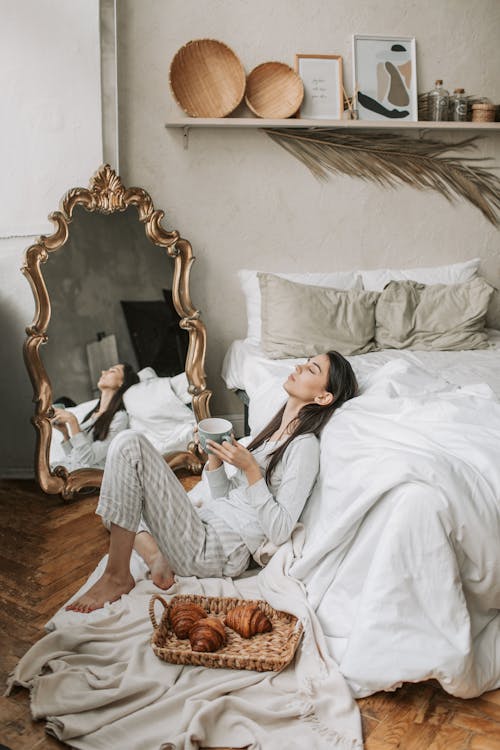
[1,479,500,749]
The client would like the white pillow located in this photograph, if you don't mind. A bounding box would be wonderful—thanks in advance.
[238,269,362,344]
[137,366,158,381]
[123,377,193,424]
[360,258,480,292]
[138,368,192,403]
[169,371,192,404]
[124,377,195,456]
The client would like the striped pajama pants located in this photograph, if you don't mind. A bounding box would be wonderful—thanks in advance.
[96,430,250,578]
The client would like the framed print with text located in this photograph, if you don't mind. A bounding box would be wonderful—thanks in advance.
[295,54,344,119]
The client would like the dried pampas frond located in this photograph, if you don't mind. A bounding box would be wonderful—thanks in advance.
[263,127,500,226]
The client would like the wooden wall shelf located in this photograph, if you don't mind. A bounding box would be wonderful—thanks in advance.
[166,117,500,131]
[166,118,500,147]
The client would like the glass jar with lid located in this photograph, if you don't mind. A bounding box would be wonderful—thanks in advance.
[429,80,449,121]
[450,88,468,121]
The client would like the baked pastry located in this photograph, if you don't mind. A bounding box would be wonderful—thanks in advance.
[189,616,227,652]
[170,601,207,639]
[225,604,272,638]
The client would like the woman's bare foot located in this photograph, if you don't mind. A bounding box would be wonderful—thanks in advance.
[149,552,175,590]
[133,530,175,589]
[65,571,135,613]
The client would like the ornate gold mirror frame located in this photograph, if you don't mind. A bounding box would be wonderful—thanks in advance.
[23,165,210,500]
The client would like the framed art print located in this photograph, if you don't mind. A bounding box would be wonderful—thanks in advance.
[295,54,344,119]
[352,35,417,121]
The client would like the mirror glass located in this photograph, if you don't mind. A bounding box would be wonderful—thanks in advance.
[24,166,210,498]
[43,206,186,400]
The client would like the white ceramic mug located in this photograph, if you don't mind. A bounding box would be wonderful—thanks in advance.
[197,417,233,452]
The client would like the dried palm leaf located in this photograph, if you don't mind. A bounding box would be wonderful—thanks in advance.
[263,127,500,226]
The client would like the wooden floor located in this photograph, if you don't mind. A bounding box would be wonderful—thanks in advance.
[1,479,499,749]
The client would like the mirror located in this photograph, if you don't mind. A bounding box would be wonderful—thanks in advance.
[23,165,211,499]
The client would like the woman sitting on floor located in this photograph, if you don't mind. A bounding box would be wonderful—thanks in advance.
[51,362,139,471]
[66,351,358,612]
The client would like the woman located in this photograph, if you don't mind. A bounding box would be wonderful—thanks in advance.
[67,351,358,612]
[51,362,139,471]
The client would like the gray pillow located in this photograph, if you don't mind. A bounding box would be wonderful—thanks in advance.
[486,289,500,330]
[478,257,500,330]
[375,277,494,351]
[258,272,379,359]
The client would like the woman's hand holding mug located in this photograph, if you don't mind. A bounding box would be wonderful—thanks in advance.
[198,418,262,486]
[197,418,231,471]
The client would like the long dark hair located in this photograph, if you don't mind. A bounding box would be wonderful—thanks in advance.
[247,351,358,483]
[83,362,139,441]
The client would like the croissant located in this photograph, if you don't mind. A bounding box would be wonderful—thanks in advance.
[189,616,227,652]
[225,604,273,638]
[170,602,207,639]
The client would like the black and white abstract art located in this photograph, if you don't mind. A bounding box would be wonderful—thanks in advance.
[353,35,418,121]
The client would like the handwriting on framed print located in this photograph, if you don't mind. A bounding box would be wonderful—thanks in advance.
[295,54,344,119]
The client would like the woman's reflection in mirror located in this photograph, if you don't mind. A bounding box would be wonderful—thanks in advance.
[50,363,139,471]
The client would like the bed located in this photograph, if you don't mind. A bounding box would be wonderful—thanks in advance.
[221,258,500,699]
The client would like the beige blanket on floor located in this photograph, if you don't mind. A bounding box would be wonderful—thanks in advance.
[6,527,362,750]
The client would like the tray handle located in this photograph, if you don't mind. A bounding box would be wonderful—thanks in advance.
[149,594,169,630]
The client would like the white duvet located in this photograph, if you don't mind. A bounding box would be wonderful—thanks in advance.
[285,358,500,698]
[222,338,500,697]
[222,332,500,432]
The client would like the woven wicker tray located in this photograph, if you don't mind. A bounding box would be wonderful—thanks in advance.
[149,593,303,672]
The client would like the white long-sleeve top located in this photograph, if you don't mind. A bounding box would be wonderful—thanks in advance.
[60,410,129,471]
[198,433,320,554]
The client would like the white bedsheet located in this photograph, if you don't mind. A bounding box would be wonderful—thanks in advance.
[221,331,500,434]
[222,339,500,698]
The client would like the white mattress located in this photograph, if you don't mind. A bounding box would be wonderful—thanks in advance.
[222,331,500,432]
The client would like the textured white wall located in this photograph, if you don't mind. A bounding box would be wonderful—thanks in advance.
[0,0,102,236]
[116,0,500,416]
[0,1,102,476]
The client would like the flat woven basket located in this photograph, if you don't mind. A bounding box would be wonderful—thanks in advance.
[245,61,304,119]
[149,593,303,672]
[169,39,246,118]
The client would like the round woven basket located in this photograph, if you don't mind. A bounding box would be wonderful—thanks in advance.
[471,102,496,122]
[245,62,304,119]
[169,39,246,117]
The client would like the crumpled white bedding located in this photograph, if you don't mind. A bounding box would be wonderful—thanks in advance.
[303,359,500,697]
[221,330,500,434]
[244,357,500,698]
